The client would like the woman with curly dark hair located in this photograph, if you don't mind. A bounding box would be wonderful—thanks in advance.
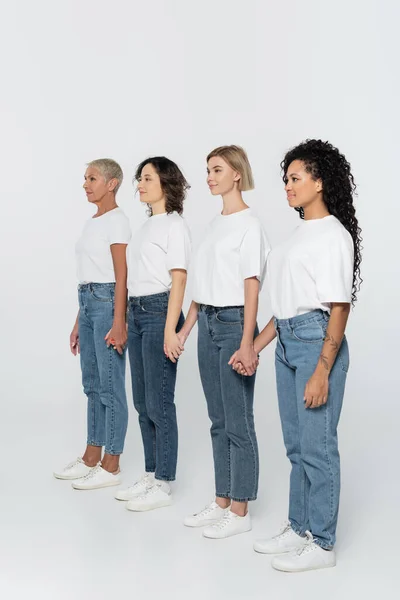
[231,139,362,571]
[114,157,191,511]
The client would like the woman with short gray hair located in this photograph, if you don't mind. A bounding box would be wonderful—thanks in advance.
[54,158,131,490]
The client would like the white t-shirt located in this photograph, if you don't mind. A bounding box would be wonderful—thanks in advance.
[192,208,270,306]
[75,207,131,283]
[128,212,191,297]
[267,215,354,319]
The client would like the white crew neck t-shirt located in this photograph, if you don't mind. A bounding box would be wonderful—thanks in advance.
[267,215,354,319]
[192,208,270,307]
[76,207,131,284]
[128,211,191,297]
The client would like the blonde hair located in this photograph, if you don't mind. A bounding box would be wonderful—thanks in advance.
[87,158,123,194]
[207,145,254,191]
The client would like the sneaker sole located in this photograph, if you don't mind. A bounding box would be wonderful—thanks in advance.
[253,545,300,555]
[53,473,89,480]
[114,494,143,501]
[272,561,336,573]
[183,519,220,528]
[72,480,121,490]
[126,498,173,512]
[203,525,252,539]
[114,490,148,501]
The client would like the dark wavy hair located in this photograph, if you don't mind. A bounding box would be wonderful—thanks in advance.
[134,156,190,216]
[281,139,362,305]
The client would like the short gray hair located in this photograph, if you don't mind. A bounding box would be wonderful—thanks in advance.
[87,158,123,194]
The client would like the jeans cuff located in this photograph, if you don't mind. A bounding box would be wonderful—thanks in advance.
[155,475,175,482]
[313,538,334,550]
[87,440,105,447]
[289,520,306,537]
[230,495,257,502]
[216,493,231,499]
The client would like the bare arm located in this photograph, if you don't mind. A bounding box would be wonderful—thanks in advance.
[253,317,277,354]
[105,244,128,355]
[164,269,188,363]
[177,300,199,344]
[304,303,350,409]
[227,277,260,376]
[70,310,80,355]
[229,316,277,374]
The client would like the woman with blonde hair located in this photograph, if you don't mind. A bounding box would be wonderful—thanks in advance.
[180,145,270,538]
[54,158,131,490]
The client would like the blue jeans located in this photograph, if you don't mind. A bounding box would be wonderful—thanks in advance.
[275,309,349,549]
[128,292,184,481]
[197,305,259,502]
[78,283,128,455]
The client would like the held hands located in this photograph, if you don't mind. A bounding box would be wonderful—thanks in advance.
[164,329,185,363]
[70,324,80,356]
[228,343,259,376]
[303,371,329,409]
[176,329,188,347]
[105,319,128,356]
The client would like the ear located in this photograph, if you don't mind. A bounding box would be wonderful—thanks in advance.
[315,179,323,193]
[108,178,118,192]
[233,171,241,183]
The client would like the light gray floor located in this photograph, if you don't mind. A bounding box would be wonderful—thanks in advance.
[1,357,398,600]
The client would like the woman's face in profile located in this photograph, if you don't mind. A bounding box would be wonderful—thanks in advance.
[137,163,164,206]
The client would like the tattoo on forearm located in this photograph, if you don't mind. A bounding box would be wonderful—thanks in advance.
[319,332,342,371]
[324,332,339,351]
[320,354,329,370]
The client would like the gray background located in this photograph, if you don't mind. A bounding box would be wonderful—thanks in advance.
[1,1,399,598]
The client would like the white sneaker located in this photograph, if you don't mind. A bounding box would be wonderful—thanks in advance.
[272,531,336,572]
[253,520,305,554]
[126,482,172,512]
[53,457,92,480]
[203,510,252,539]
[114,473,155,501]
[71,463,121,490]
[184,501,228,528]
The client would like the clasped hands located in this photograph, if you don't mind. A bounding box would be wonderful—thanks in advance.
[228,344,259,376]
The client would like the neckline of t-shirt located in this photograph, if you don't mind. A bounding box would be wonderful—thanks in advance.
[300,214,335,224]
[218,208,251,218]
[92,207,120,219]
[150,211,171,218]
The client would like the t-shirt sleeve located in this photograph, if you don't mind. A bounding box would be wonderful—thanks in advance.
[166,218,191,271]
[240,219,271,283]
[315,229,354,303]
[107,213,131,245]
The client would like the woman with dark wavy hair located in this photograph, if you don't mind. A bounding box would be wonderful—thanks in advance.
[114,157,191,511]
[231,139,362,571]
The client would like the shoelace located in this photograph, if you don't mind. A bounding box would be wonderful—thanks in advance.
[194,504,218,518]
[212,511,236,530]
[134,483,162,500]
[80,463,102,481]
[65,457,84,471]
[296,531,317,556]
[274,520,293,540]
[127,475,151,493]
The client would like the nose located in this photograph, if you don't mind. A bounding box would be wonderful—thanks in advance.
[285,182,291,192]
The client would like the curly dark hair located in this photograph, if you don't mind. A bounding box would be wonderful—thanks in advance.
[281,139,362,305]
[134,156,190,216]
